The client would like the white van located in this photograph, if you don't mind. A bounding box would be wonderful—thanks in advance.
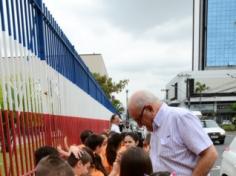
[191,111,202,118]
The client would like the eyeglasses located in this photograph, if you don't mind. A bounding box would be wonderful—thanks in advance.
[135,105,148,126]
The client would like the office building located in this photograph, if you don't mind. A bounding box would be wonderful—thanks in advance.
[193,0,236,70]
[165,0,236,121]
[80,54,108,77]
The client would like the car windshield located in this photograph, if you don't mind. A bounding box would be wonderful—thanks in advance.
[201,120,219,128]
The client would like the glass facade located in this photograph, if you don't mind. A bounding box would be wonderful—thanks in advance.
[206,0,236,67]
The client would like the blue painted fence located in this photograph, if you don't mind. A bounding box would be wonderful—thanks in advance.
[0,0,115,113]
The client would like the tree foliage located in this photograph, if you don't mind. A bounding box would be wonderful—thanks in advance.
[112,98,125,114]
[195,81,209,105]
[195,81,209,94]
[92,73,129,114]
[231,102,236,111]
[0,83,3,108]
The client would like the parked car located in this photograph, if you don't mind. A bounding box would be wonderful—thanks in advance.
[191,110,202,118]
[201,119,226,144]
[220,137,236,176]
[222,120,232,125]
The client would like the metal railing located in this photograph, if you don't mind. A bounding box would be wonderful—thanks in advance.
[0,0,114,175]
[0,110,109,175]
[0,0,115,114]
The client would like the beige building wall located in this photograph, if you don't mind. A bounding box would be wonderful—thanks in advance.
[80,54,108,77]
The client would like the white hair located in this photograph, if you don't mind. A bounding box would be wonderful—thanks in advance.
[129,90,160,110]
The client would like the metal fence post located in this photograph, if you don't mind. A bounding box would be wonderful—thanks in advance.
[35,0,45,60]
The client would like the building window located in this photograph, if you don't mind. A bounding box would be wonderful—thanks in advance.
[206,0,236,67]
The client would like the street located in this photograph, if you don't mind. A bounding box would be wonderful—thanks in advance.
[210,132,236,176]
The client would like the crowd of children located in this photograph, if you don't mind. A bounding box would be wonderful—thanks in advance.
[34,114,175,176]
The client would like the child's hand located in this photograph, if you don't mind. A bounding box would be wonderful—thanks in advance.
[115,146,127,163]
[57,145,63,152]
[69,145,84,158]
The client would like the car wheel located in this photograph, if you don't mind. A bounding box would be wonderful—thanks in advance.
[219,139,225,144]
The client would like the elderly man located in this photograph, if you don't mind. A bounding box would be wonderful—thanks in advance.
[128,90,218,176]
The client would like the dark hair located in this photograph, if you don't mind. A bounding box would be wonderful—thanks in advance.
[124,132,143,148]
[82,147,107,176]
[125,132,140,142]
[110,114,117,122]
[137,134,144,148]
[120,147,153,176]
[85,134,104,151]
[106,133,123,166]
[110,114,121,122]
[100,132,108,146]
[67,150,92,167]
[82,147,95,165]
[35,155,74,176]
[80,130,93,144]
[150,172,171,176]
[34,146,59,165]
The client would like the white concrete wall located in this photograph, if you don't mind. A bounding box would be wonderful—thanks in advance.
[0,33,113,120]
[58,68,112,119]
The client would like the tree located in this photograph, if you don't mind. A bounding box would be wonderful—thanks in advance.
[0,83,3,109]
[195,81,209,106]
[111,98,125,114]
[231,102,236,111]
[231,102,236,125]
[92,73,129,114]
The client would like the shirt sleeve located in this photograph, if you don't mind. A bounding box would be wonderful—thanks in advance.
[176,112,213,155]
[111,124,121,133]
[114,125,121,133]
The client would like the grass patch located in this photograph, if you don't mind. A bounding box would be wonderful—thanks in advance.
[221,124,236,131]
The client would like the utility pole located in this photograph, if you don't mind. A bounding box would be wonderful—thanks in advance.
[126,89,129,121]
[186,79,191,109]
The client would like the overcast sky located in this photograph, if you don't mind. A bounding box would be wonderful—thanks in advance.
[44,0,193,106]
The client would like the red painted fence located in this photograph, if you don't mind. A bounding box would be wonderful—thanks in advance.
[0,110,109,176]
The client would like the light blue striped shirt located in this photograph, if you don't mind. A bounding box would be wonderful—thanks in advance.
[150,103,212,176]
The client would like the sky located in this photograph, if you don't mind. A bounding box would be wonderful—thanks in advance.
[43,0,193,106]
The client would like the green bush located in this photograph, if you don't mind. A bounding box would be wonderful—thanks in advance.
[221,124,236,131]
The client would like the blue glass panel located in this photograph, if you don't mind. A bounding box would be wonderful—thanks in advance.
[206,0,236,67]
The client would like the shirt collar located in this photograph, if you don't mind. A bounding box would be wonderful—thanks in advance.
[153,103,167,129]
